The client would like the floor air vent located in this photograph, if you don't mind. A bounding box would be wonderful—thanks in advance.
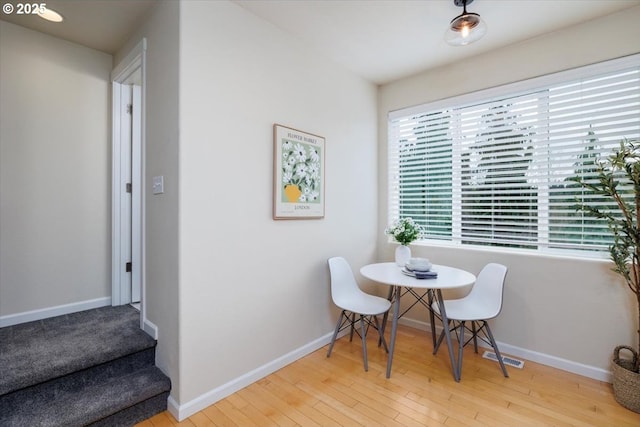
[482,351,525,369]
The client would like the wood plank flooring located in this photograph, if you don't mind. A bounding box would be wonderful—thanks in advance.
[136,324,640,426]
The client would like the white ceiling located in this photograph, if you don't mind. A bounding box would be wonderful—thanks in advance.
[0,0,157,54]
[2,0,639,84]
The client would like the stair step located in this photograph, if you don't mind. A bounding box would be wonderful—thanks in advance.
[0,305,156,395]
[89,392,170,427]
[0,366,171,427]
[0,305,170,425]
[1,347,157,405]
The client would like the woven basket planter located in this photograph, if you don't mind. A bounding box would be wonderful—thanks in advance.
[612,345,640,413]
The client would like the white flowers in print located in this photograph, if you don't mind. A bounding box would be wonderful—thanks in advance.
[282,140,321,203]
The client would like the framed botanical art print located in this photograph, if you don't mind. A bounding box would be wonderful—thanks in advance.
[273,124,325,219]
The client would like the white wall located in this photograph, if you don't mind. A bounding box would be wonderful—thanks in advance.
[0,21,112,317]
[114,0,181,403]
[377,6,640,376]
[177,0,377,409]
[8,0,633,417]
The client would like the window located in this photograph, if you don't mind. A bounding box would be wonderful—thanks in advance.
[388,55,640,255]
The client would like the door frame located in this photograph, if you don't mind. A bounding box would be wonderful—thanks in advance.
[111,38,150,334]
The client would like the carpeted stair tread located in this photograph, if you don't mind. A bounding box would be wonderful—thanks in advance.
[1,347,157,405]
[0,305,156,395]
[0,305,170,425]
[88,393,170,427]
[0,365,171,427]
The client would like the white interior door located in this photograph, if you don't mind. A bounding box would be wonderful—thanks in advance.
[120,84,133,303]
[111,39,154,337]
[130,84,141,303]
[112,73,142,306]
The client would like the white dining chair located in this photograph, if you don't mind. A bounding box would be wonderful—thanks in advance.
[432,263,509,378]
[327,257,391,371]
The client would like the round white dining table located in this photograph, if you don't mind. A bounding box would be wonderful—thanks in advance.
[360,262,476,381]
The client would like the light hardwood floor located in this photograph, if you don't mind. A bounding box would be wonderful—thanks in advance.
[137,324,640,426]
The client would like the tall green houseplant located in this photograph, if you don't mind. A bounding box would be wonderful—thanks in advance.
[572,139,640,371]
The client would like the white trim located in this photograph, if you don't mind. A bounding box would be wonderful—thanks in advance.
[387,53,640,257]
[0,297,111,328]
[111,82,132,306]
[143,317,158,340]
[168,331,336,421]
[111,81,123,306]
[131,84,142,303]
[496,340,611,383]
[138,42,147,334]
[111,39,146,82]
[167,318,615,421]
[111,38,148,334]
[397,317,612,382]
[389,53,640,120]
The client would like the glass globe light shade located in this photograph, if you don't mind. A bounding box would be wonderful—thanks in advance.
[444,12,487,46]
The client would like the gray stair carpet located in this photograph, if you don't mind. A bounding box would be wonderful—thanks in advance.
[0,305,171,426]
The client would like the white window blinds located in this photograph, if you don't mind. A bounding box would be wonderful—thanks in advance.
[388,55,640,253]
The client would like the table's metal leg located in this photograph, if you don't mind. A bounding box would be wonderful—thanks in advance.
[458,320,465,379]
[360,314,368,371]
[386,285,401,378]
[435,289,460,382]
[428,289,437,349]
[379,285,395,347]
[385,285,395,300]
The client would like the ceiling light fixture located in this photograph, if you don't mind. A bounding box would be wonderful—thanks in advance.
[37,7,64,23]
[444,0,486,47]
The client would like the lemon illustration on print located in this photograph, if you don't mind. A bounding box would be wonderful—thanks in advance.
[284,184,302,202]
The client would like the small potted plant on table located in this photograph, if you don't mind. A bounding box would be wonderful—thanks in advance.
[385,217,422,267]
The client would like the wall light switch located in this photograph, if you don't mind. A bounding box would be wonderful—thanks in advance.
[152,176,164,194]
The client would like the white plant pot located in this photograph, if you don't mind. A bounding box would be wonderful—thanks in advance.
[395,245,411,267]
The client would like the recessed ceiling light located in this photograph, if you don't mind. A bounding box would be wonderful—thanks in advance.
[38,7,64,23]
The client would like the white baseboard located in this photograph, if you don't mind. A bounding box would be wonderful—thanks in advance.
[170,317,614,421]
[168,331,335,421]
[495,341,611,382]
[143,317,159,340]
[0,297,112,327]
[397,317,612,382]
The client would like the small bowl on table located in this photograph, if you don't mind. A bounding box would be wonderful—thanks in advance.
[405,257,432,272]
